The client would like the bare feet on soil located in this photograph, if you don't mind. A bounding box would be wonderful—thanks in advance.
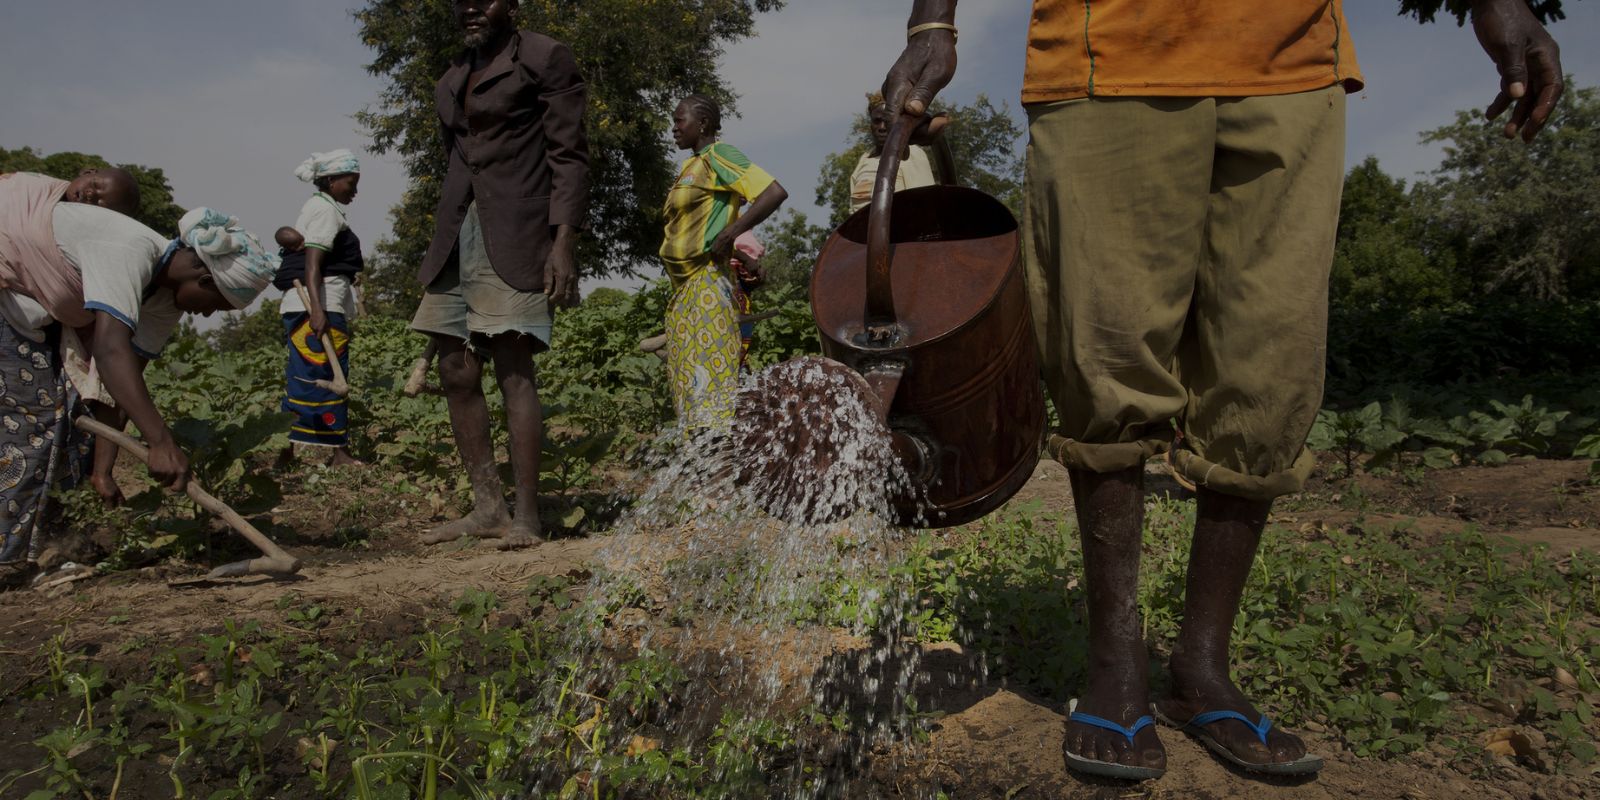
[489,518,544,550]
[279,445,368,468]
[1158,661,1312,768]
[419,507,512,544]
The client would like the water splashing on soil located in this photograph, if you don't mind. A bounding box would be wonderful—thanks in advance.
[523,356,946,797]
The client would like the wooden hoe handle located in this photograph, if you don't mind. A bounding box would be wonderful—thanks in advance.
[74,416,302,578]
[292,280,350,395]
[403,339,440,397]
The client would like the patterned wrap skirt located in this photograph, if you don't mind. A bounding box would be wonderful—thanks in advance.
[0,322,66,565]
[665,267,741,427]
[282,311,350,447]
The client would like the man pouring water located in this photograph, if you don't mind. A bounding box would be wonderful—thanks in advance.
[879,0,1563,781]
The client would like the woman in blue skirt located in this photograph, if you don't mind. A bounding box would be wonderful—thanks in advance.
[275,150,364,466]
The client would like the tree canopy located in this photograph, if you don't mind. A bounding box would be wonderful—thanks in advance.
[1398,0,1575,24]
[354,0,784,315]
[1331,157,1457,309]
[1415,82,1599,301]
[1328,80,1599,310]
[0,146,184,235]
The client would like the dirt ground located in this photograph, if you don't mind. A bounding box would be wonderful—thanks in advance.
[903,458,1599,799]
[2,455,1597,798]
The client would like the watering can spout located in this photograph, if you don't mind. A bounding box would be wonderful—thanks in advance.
[856,360,933,486]
[858,361,905,422]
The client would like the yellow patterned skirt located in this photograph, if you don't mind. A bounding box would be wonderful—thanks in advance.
[665,267,741,427]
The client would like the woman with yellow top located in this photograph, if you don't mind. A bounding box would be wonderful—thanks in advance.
[659,95,787,425]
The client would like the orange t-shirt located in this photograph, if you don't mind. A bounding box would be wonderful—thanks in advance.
[1022,0,1364,104]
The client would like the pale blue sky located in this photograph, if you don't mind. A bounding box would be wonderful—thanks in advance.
[2,1,1596,293]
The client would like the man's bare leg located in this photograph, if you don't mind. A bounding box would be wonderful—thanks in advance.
[485,332,543,550]
[1064,466,1167,773]
[1159,487,1311,766]
[420,334,510,544]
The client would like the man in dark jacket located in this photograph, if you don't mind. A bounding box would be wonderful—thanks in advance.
[413,0,588,550]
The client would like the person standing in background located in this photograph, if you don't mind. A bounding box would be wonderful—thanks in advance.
[848,91,953,213]
[658,94,787,426]
[412,0,588,550]
[276,149,364,467]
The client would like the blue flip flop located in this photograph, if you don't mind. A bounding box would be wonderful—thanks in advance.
[1156,708,1325,776]
[1062,699,1166,781]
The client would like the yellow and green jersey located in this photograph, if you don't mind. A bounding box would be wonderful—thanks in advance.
[659,142,775,285]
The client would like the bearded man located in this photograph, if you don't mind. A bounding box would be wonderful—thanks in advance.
[412,0,589,550]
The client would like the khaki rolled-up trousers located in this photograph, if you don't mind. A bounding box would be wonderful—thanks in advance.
[1023,86,1346,501]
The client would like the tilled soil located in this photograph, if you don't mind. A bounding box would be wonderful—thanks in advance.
[2,456,1597,798]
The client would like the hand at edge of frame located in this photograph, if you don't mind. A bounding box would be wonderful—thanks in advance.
[1472,0,1564,142]
[883,29,957,118]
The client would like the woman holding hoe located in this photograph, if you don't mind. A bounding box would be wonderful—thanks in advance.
[274,149,364,466]
[0,179,276,576]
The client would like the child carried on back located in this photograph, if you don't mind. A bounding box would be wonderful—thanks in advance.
[275,150,365,467]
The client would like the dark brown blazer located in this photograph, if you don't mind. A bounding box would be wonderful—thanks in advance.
[418,31,589,293]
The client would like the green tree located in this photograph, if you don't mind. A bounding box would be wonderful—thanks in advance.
[1412,82,1599,301]
[737,209,829,369]
[353,0,784,317]
[751,209,829,296]
[815,94,1023,227]
[0,146,184,235]
[1330,156,1458,309]
[1398,0,1574,24]
[210,299,284,353]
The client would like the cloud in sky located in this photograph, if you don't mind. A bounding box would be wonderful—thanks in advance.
[2,0,1596,294]
[724,1,1600,222]
[0,2,408,283]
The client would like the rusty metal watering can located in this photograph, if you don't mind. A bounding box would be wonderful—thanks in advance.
[737,113,1045,528]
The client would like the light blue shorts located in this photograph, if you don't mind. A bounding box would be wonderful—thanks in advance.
[410,202,552,349]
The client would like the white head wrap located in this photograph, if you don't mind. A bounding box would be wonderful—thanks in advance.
[294,149,362,183]
[177,207,279,309]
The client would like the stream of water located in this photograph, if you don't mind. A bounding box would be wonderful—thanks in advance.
[526,356,949,797]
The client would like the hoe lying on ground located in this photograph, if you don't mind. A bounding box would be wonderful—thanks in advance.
[75,416,303,579]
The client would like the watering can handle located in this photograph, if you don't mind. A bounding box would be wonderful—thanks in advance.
[865,111,922,334]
